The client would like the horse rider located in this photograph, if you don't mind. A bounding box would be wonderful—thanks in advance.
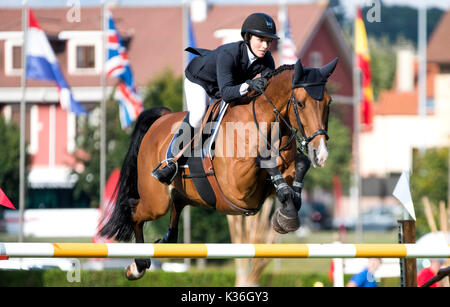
[152,12,279,185]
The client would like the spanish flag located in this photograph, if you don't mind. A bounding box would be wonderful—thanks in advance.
[355,7,374,128]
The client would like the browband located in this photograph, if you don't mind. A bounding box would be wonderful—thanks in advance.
[292,81,326,89]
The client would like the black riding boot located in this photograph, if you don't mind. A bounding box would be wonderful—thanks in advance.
[152,119,195,185]
[152,160,178,185]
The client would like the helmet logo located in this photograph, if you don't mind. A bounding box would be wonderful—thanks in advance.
[266,19,273,28]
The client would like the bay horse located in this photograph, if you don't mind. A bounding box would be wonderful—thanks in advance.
[99,58,338,280]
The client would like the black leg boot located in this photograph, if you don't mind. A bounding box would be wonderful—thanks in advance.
[152,160,178,185]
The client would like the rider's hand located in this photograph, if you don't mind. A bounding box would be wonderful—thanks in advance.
[246,77,267,93]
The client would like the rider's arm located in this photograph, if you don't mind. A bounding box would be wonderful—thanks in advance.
[216,50,246,102]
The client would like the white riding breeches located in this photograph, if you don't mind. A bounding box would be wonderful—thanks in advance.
[184,78,211,128]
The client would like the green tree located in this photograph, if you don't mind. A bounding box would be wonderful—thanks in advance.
[362,5,443,46]
[0,115,29,211]
[329,0,348,27]
[368,35,397,101]
[72,90,131,208]
[144,68,183,112]
[411,147,449,236]
[303,111,352,193]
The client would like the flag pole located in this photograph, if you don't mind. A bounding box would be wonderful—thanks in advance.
[352,5,363,242]
[278,0,286,66]
[100,1,107,207]
[19,0,28,243]
[182,0,188,112]
[417,3,427,153]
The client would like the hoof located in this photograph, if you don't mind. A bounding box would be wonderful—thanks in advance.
[272,208,300,233]
[271,210,288,234]
[125,262,146,281]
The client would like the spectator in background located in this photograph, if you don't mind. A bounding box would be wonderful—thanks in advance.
[417,259,444,287]
[346,258,382,287]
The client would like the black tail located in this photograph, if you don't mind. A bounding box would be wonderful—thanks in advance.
[99,106,171,242]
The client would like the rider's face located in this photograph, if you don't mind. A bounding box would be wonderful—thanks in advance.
[249,35,272,58]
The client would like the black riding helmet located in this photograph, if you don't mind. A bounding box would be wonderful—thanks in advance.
[241,13,280,40]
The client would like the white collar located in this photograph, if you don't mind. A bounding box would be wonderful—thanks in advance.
[246,45,258,66]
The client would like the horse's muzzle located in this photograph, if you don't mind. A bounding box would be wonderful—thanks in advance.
[309,138,328,168]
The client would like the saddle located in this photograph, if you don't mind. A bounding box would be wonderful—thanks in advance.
[166,100,260,216]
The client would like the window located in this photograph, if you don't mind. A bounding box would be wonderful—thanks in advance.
[4,39,23,75]
[439,64,450,74]
[64,32,102,75]
[76,45,95,69]
[12,45,22,69]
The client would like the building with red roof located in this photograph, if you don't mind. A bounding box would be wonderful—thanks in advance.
[0,2,353,208]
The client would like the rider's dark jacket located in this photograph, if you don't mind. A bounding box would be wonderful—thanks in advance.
[185,41,275,102]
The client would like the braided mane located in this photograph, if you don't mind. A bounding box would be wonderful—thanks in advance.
[264,64,294,80]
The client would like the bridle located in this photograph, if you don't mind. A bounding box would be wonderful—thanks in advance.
[289,82,330,150]
[251,81,330,156]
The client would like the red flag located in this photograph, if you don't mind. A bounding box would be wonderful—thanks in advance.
[355,7,374,129]
[0,188,15,209]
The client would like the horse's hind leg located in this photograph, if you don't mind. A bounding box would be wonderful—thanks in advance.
[124,184,176,280]
[124,198,150,280]
[125,219,151,280]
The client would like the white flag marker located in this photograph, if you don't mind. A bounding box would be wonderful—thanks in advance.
[392,170,416,221]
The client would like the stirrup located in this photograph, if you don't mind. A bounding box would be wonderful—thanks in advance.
[152,158,179,185]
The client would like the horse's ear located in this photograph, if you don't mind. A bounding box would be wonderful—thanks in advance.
[292,59,304,85]
[319,57,338,79]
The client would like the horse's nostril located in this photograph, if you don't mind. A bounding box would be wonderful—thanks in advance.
[313,149,318,163]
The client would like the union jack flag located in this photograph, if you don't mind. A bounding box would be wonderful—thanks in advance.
[106,11,143,130]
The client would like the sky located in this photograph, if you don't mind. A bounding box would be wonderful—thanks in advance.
[0,0,449,20]
[1,0,450,11]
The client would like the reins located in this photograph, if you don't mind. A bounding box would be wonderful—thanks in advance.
[251,85,329,158]
[252,91,297,157]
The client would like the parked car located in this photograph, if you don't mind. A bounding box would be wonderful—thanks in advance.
[333,205,403,231]
[298,201,332,231]
[360,206,403,230]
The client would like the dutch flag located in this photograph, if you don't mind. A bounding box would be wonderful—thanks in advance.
[26,9,86,115]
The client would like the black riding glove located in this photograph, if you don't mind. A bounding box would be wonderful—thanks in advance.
[246,77,267,93]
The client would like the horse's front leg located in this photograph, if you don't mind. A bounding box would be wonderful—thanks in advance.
[263,162,300,234]
[155,190,185,244]
[292,151,311,211]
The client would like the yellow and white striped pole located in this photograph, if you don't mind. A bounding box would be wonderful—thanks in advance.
[1,243,450,259]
